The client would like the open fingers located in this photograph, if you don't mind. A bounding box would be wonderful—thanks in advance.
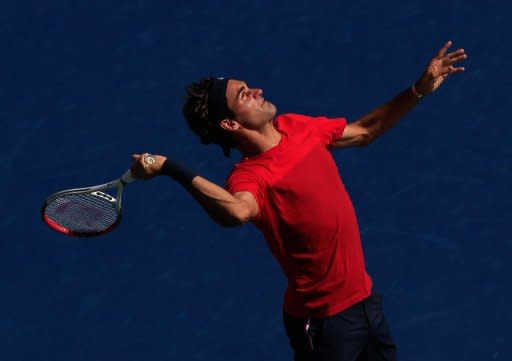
[440,65,465,77]
[445,48,465,60]
[436,40,453,58]
[444,52,467,66]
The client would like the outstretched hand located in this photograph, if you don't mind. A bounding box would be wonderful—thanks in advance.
[415,41,467,96]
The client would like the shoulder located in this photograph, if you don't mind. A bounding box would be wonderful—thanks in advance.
[276,113,345,126]
[276,113,347,140]
[275,113,313,125]
[274,113,317,135]
[226,161,265,186]
[277,113,347,147]
[225,162,267,215]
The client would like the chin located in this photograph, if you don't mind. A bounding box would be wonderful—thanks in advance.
[268,104,277,118]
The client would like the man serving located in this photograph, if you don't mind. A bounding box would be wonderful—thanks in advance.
[130,41,467,361]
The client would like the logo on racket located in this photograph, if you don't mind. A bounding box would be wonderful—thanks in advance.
[91,191,116,202]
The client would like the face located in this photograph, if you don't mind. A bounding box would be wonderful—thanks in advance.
[222,79,277,131]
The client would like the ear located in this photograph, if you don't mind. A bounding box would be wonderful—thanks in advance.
[219,118,240,132]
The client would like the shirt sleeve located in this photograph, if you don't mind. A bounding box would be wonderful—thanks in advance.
[225,167,265,217]
[311,116,347,147]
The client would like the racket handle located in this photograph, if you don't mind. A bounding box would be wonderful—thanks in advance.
[121,170,134,184]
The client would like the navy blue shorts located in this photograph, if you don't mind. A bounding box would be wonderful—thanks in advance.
[283,292,397,361]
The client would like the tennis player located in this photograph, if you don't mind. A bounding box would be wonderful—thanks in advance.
[130,41,466,361]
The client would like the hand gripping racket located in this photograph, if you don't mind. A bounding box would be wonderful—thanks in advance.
[41,155,156,237]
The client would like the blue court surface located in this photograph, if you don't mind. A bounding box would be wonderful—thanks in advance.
[1,1,510,360]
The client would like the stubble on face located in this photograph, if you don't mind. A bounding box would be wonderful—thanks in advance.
[225,80,276,127]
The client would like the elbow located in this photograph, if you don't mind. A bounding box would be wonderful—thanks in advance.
[217,206,252,228]
[356,128,374,147]
[231,206,252,227]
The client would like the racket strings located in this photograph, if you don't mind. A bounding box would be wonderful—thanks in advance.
[44,192,119,233]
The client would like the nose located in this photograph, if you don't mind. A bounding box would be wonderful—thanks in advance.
[252,88,263,97]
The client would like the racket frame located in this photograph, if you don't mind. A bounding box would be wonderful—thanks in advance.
[41,170,133,237]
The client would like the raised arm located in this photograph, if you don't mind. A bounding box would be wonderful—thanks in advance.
[129,153,259,227]
[333,40,467,149]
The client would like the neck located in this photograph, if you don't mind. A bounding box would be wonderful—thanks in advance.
[236,122,282,158]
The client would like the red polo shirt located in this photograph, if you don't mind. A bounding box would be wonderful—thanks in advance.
[225,113,372,318]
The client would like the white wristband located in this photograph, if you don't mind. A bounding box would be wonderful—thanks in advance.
[411,84,424,99]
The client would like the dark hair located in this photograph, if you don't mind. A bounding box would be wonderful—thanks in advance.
[182,77,236,157]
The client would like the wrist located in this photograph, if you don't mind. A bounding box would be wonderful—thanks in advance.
[155,156,168,175]
[411,83,425,99]
[161,158,198,188]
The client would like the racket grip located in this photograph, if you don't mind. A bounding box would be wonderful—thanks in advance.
[121,170,134,184]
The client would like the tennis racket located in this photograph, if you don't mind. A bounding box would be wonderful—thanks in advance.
[41,155,155,237]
